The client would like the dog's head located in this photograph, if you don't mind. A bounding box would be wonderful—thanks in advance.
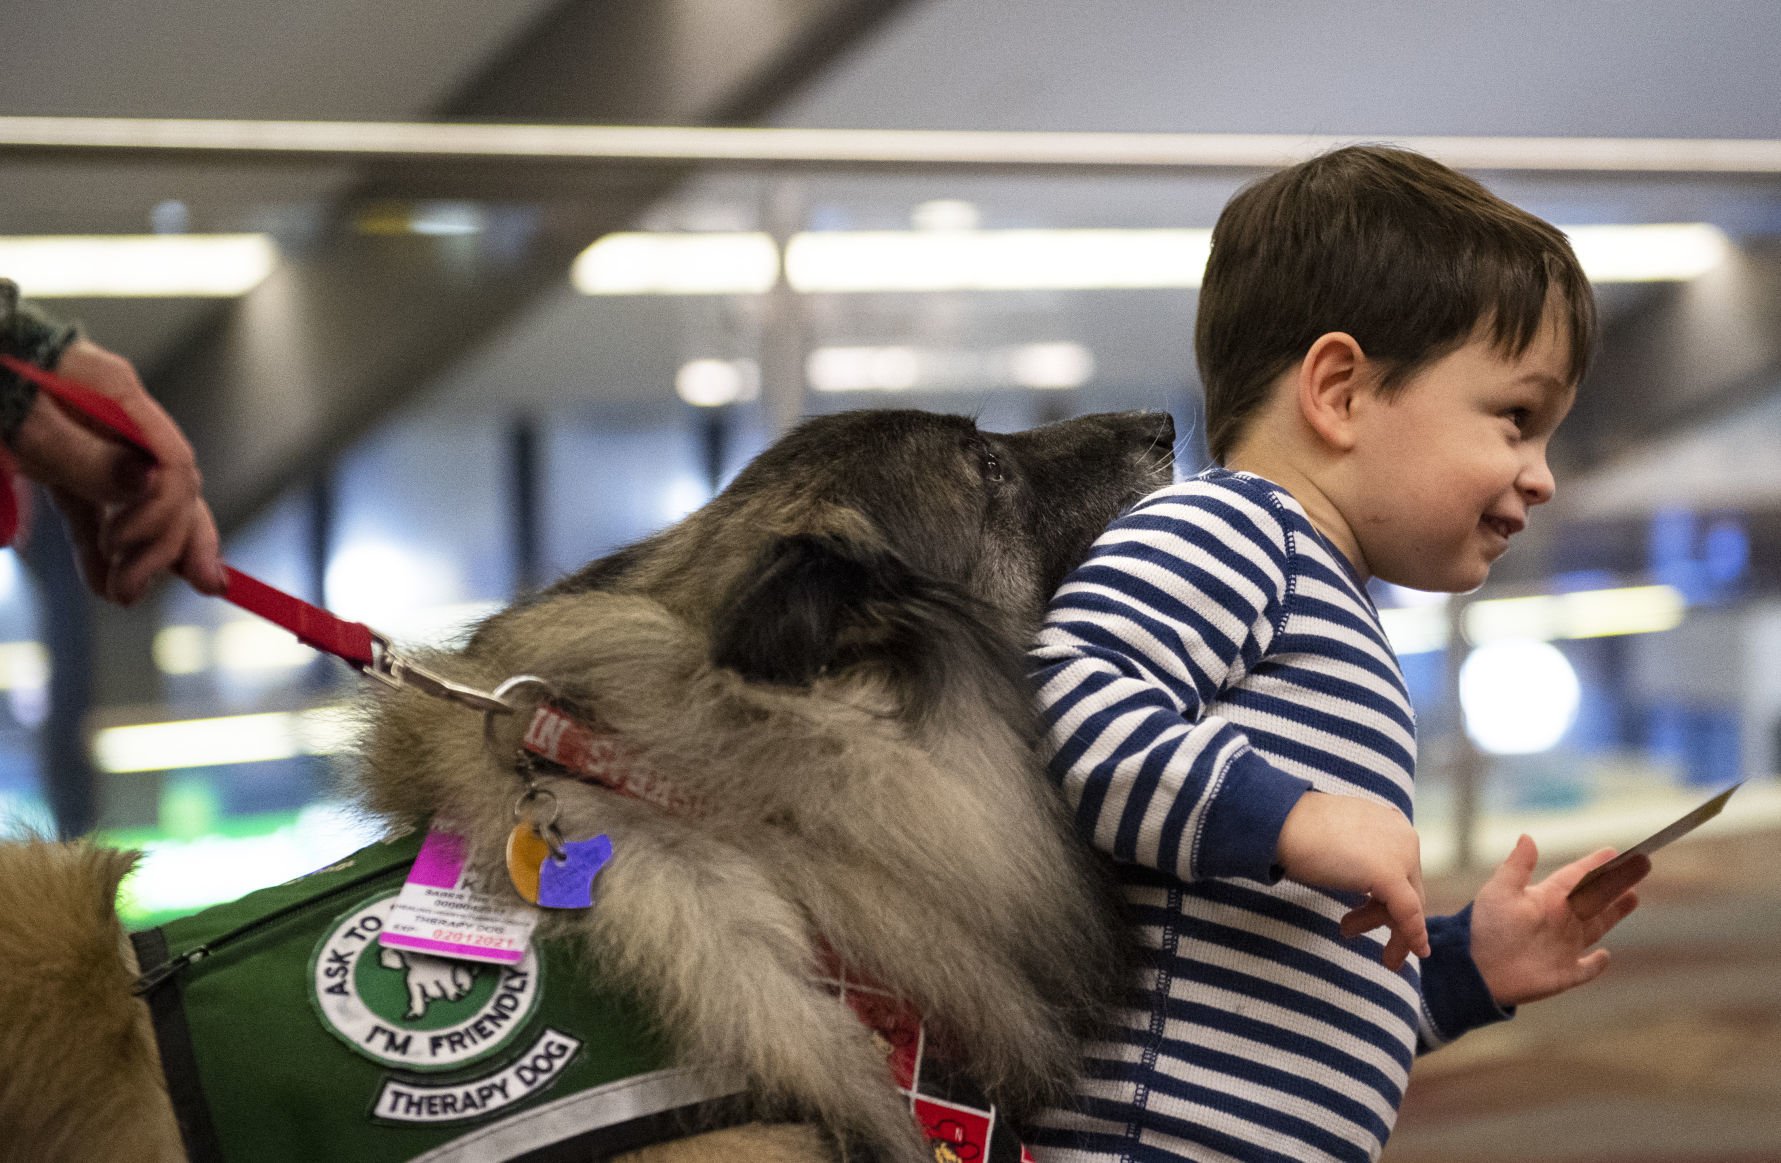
[701,409,1174,690]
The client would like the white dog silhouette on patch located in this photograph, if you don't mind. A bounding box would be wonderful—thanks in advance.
[379,947,479,1019]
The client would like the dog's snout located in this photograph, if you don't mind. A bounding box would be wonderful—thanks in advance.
[1099,409,1175,453]
[1142,411,1175,453]
[1112,410,1175,470]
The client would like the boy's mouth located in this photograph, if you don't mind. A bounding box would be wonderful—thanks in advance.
[1481,515,1523,540]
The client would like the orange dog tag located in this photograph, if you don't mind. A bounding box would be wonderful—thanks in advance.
[506,824,551,905]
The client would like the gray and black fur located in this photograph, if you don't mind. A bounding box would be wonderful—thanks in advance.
[358,409,1175,1161]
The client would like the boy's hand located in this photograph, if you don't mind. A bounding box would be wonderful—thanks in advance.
[1278,791,1430,970]
[1468,835,1648,1007]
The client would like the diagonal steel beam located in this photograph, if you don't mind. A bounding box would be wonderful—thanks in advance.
[131,0,913,535]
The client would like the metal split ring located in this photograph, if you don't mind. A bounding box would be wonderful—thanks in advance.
[511,785,567,860]
[482,673,562,763]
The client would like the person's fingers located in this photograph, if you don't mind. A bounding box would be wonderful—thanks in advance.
[1381,877,1431,958]
[1565,852,1651,918]
[1339,899,1391,938]
[1550,846,1619,893]
[1571,947,1611,988]
[10,394,154,506]
[54,340,198,471]
[1581,889,1641,945]
[111,530,187,606]
[1495,833,1539,894]
[173,500,226,595]
[1379,925,1411,972]
[101,470,186,554]
[94,482,185,605]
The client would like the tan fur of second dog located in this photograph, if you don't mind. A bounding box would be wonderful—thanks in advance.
[0,840,184,1162]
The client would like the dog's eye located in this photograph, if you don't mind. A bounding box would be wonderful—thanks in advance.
[964,436,1006,484]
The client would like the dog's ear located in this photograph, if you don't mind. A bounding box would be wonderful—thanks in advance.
[710,533,913,686]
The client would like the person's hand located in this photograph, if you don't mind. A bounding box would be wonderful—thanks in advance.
[9,339,224,604]
[1467,835,1648,1007]
[1279,790,1430,970]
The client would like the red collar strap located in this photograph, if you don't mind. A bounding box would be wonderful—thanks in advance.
[518,700,704,815]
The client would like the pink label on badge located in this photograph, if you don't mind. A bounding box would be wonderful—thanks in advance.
[408,827,468,889]
[379,824,540,967]
[379,930,526,966]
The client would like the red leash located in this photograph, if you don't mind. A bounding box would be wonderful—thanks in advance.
[1,353,376,675]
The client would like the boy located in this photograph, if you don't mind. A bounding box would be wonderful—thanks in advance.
[1026,146,1650,1162]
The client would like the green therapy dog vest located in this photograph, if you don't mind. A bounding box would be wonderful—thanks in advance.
[130,829,746,1162]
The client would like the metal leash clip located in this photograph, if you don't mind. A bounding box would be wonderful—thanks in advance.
[359,631,516,716]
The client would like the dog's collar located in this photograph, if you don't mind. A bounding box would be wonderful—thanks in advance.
[517,699,705,816]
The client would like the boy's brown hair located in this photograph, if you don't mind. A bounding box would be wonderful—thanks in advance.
[1195,144,1597,463]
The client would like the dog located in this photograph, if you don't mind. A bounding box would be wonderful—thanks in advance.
[0,407,1174,1162]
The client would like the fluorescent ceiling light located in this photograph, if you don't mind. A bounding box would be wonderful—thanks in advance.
[572,232,778,294]
[807,342,1094,393]
[92,706,352,774]
[675,358,761,407]
[1566,224,1730,282]
[0,641,47,691]
[575,224,1722,297]
[1464,584,1685,644]
[911,199,981,231]
[214,618,320,673]
[1381,583,1685,656]
[152,626,209,676]
[785,229,1212,292]
[355,201,486,237]
[0,234,277,297]
[1010,342,1096,389]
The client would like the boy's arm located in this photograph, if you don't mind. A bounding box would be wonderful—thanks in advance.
[1415,836,1646,1052]
[1033,479,1432,966]
[1029,480,1312,884]
[1413,905,1514,1053]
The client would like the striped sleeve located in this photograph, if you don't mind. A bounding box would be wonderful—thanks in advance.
[1415,904,1515,1053]
[1029,478,1313,884]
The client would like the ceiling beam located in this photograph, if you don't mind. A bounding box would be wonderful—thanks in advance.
[131,0,914,534]
[12,122,1781,177]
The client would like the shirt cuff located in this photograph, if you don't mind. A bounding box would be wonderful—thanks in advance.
[1195,746,1312,882]
[1420,903,1515,1046]
[0,285,79,446]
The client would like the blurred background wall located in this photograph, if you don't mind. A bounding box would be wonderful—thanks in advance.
[3,4,1780,1157]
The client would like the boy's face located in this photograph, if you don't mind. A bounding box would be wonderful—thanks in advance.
[1340,307,1576,593]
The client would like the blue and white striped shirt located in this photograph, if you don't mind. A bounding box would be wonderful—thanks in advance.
[1028,469,1506,1163]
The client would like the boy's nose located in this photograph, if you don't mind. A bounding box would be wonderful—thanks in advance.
[1519,454,1556,505]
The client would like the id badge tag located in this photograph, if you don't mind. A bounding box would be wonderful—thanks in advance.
[379,824,539,966]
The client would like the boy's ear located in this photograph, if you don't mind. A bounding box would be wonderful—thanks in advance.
[709,533,919,686]
[1296,331,1369,452]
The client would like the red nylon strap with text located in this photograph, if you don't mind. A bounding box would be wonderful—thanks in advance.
[0,353,377,670]
[519,702,704,815]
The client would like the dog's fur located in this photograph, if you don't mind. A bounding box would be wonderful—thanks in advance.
[0,408,1173,1162]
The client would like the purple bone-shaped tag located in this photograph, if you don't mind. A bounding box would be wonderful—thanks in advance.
[536,833,614,909]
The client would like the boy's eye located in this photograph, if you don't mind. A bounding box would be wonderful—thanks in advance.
[1504,407,1532,430]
